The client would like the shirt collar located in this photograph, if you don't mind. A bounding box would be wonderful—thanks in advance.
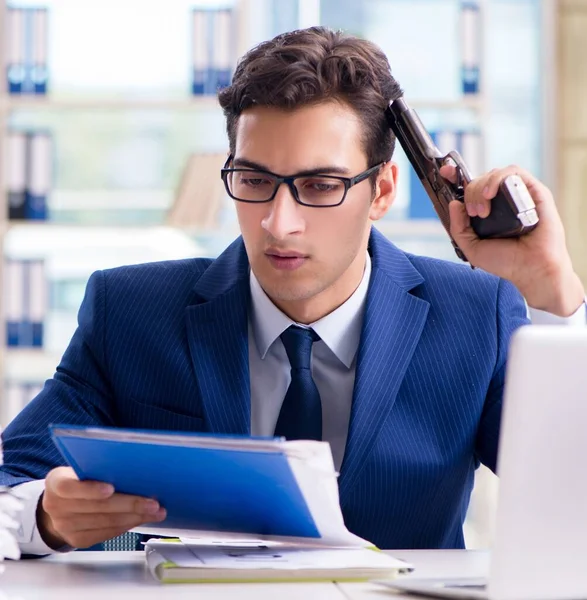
[249,253,372,369]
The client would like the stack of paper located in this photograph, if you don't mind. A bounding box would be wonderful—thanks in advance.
[50,426,412,583]
[145,537,411,583]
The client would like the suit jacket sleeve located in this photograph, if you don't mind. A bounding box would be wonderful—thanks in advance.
[475,277,529,473]
[0,270,116,486]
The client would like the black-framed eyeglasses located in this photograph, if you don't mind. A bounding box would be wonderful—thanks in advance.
[220,154,385,208]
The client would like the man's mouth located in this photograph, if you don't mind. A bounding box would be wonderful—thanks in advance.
[265,249,308,271]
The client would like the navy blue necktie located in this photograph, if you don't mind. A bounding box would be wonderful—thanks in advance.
[274,325,322,441]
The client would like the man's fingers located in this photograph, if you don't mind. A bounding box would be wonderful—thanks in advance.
[47,467,114,500]
[53,509,166,536]
[439,164,458,184]
[448,201,480,262]
[46,494,162,516]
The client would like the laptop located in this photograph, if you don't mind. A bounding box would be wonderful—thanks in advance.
[376,325,587,600]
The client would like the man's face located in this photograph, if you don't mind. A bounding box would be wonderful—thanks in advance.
[233,101,397,323]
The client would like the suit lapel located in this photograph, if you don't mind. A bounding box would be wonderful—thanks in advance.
[338,229,430,500]
[185,237,252,435]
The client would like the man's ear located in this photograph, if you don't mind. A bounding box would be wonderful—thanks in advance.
[369,161,398,221]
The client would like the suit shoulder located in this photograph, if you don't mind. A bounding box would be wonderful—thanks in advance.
[406,253,500,290]
[99,257,214,291]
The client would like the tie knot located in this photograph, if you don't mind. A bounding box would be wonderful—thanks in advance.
[280,325,320,371]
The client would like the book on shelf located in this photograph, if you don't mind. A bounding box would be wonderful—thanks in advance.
[191,8,234,95]
[4,6,49,95]
[3,259,47,348]
[5,130,53,221]
[166,153,227,230]
[460,0,481,96]
[50,425,413,584]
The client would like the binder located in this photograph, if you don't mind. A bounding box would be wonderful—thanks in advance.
[50,425,413,583]
[31,8,49,95]
[459,130,483,178]
[51,425,374,546]
[212,9,232,91]
[25,132,52,220]
[27,260,46,347]
[19,260,34,347]
[435,131,459,158]
[6,132,27,220]
[461,1,481,95]
[191,9,209,95]
[5,8,26,94]
[4,260,24,347]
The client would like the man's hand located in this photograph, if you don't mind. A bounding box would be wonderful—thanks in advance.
[37,467,167,550]
[440,164,585,317]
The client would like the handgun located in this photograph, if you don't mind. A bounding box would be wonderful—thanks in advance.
[385,97,539,262]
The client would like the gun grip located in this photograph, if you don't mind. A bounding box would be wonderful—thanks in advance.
[469,179,538,239]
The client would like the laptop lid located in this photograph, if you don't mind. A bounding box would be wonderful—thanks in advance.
[488,325,587,600]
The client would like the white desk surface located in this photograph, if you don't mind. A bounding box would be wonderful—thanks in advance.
[0,549,490,600]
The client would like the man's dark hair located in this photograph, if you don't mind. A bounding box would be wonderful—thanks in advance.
[218,26,403,181]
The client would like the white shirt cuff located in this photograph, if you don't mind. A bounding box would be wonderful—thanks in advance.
[528,298,587,326]
[11,479,66,555]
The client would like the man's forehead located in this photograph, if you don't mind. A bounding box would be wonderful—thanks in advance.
[236,101,362,130]
[234,102,366,168]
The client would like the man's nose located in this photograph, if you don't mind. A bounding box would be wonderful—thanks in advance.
[261,183,305,239]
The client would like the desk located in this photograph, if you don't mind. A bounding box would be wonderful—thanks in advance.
[0,550,490,599]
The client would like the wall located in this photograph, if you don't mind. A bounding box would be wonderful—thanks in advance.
[559,0,587,285]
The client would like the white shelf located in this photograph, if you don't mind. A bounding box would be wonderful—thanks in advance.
[0,95,484,113]
[3,347,59,382]
[0,95,222,112]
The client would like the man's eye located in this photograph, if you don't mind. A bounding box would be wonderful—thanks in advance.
[241,176,270,187]
[303,179,343,193]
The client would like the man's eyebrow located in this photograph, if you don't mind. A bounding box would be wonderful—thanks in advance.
[232,157,352,177]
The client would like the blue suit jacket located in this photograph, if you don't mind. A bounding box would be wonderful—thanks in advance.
[0,228,528,549]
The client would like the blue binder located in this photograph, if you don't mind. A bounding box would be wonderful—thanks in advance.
[50,425,321,539]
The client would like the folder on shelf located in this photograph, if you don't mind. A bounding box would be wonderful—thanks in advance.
[461,1,481,95]
[166,153,227,230]
[4,260,25,347]
[27,260,47,347]
[26,131,52,220]
[30,8,49,95]
[211,9,232,91]
[6,131,27,220]
[459,130,482,178]
[191,9,209,95]
[50,425,412,583]
[5,8,26,94]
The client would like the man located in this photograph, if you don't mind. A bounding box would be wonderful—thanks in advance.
[1,27,585,553]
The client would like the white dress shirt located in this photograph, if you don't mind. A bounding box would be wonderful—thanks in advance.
[12,253,587,555]
[249,253,372,471]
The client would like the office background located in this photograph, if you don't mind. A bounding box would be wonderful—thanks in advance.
[0,0,585,550]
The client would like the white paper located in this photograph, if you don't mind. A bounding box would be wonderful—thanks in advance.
[147,539,410,572]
